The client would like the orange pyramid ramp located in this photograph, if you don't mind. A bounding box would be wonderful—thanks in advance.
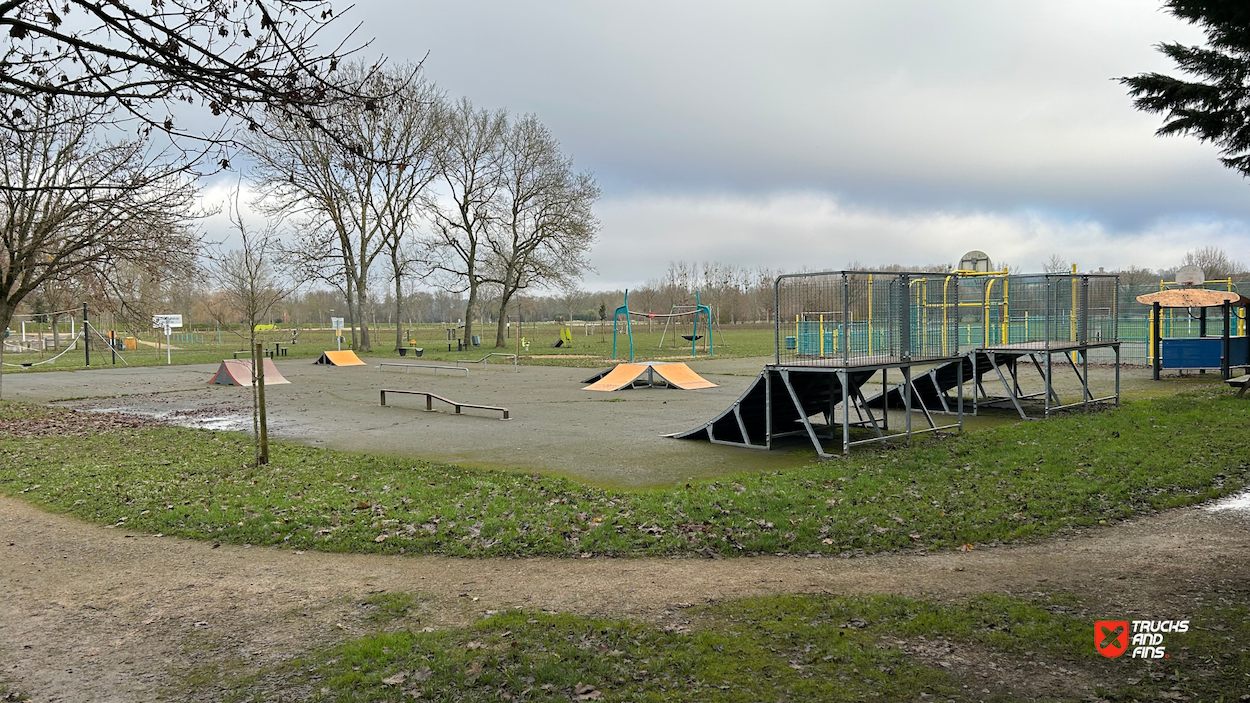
[583,363,649,391]
[209,358,291,386]
[651,362,717,390]
[314,350,366,366]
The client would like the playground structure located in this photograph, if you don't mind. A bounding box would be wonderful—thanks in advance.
[208,358,290,386]
[314,350,367,366]
[612,290,714,362]
[582,361,717,391]
[1137,288,1249,380]
[673,269,1121,456]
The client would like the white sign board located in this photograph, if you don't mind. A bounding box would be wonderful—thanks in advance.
[331,317,345,331]
[152,314,183,329]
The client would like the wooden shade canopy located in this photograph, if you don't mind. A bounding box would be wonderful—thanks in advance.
[1135,289,1249,308]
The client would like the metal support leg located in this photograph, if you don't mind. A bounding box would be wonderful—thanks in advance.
[765,371,773,450]
[780,370,830,458]
[853,386,885,438]
[990,351,1028,420]
[1082,349,1090,404]
[903,365,913,445]
[1114,344,1121,407]
[1044,351,1053,417]
[957,355,964,432]
[841,370,850,455]
[881,368,889,431]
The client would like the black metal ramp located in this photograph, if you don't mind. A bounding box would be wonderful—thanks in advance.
[865,353,1000,411]
[668,368,874,448]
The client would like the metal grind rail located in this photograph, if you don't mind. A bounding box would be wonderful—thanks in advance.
[454,353,519,371]
[378,362,469,377]
[379,389,511,420]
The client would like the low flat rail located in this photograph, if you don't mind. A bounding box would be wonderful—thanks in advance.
[379,389,511,420]
[378,362,468,377]
[454,353,518,371]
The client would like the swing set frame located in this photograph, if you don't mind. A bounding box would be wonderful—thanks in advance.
[612,290,715,362]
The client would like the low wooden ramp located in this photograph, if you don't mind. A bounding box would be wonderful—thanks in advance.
[583,362,717,391]
[314,350,367,366]
[584,364,649,391]
[209,358,291,386]
[652,362,717,390]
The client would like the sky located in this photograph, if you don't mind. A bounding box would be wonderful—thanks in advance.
[203,0,1250,290]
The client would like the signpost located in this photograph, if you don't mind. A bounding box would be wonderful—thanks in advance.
[331,317,344,351]
[152,314,183,365]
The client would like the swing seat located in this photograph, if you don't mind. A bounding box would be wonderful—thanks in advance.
[681,334,703,342]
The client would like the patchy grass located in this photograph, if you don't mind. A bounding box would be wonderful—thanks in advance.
[215,591,1250,702]
[361,592,423,625]
[0,386,1247,558]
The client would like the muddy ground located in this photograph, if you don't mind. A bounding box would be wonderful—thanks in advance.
[1,492,1247,702]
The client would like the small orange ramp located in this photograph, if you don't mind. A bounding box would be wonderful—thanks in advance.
[583,362,716,391]
[652,362,717,390]
[209,358,291,386]
[584,363,650,391]
[314,350,366,366]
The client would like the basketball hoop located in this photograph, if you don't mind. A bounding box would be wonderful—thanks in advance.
[1176,265,1205,288]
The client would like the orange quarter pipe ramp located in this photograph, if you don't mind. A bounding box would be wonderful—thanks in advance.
[314,350,367,366]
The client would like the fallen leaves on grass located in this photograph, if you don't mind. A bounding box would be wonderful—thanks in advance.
[574,683,603,700]
[0,408,159,437]
[381,672,406,685]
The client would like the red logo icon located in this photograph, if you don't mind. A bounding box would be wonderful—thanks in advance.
[1095,620,1129,658]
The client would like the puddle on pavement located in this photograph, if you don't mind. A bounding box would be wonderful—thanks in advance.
[1206,489,1250,513]
[78,405,299,435]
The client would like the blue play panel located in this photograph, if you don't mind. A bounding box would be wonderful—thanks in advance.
[1161,336,1249,369]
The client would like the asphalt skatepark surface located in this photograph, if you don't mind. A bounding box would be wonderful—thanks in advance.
[1,356,1212,487]
[5,358,801,487]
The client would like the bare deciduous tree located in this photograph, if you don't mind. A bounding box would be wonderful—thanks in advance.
[1181,246,1245,281]
[206,191,291,465]
[0,101,198,399]
[250,63,440,352]
[1042,254,1069,274]
[424,98,507,345]
[0,0,383,163]
[487,114,598,347]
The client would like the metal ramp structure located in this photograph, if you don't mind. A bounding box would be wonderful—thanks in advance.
[865,347,1116,420]
[672,271,966,457]
[672,269,1122,455]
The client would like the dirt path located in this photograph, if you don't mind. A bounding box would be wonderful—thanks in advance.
[1,495,1247,702]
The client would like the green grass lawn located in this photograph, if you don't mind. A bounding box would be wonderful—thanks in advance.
[0,323,775,373]
[1,386,1246,559]
[194,591,1250,703]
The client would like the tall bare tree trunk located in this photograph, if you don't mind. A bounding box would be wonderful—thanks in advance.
[356,281,372,352]
[255,342,269,465]
[393,252,405,351]
[345,274,358,349]
[0,305,9,401]
[495,295,514,348]
[463,280,478,347]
